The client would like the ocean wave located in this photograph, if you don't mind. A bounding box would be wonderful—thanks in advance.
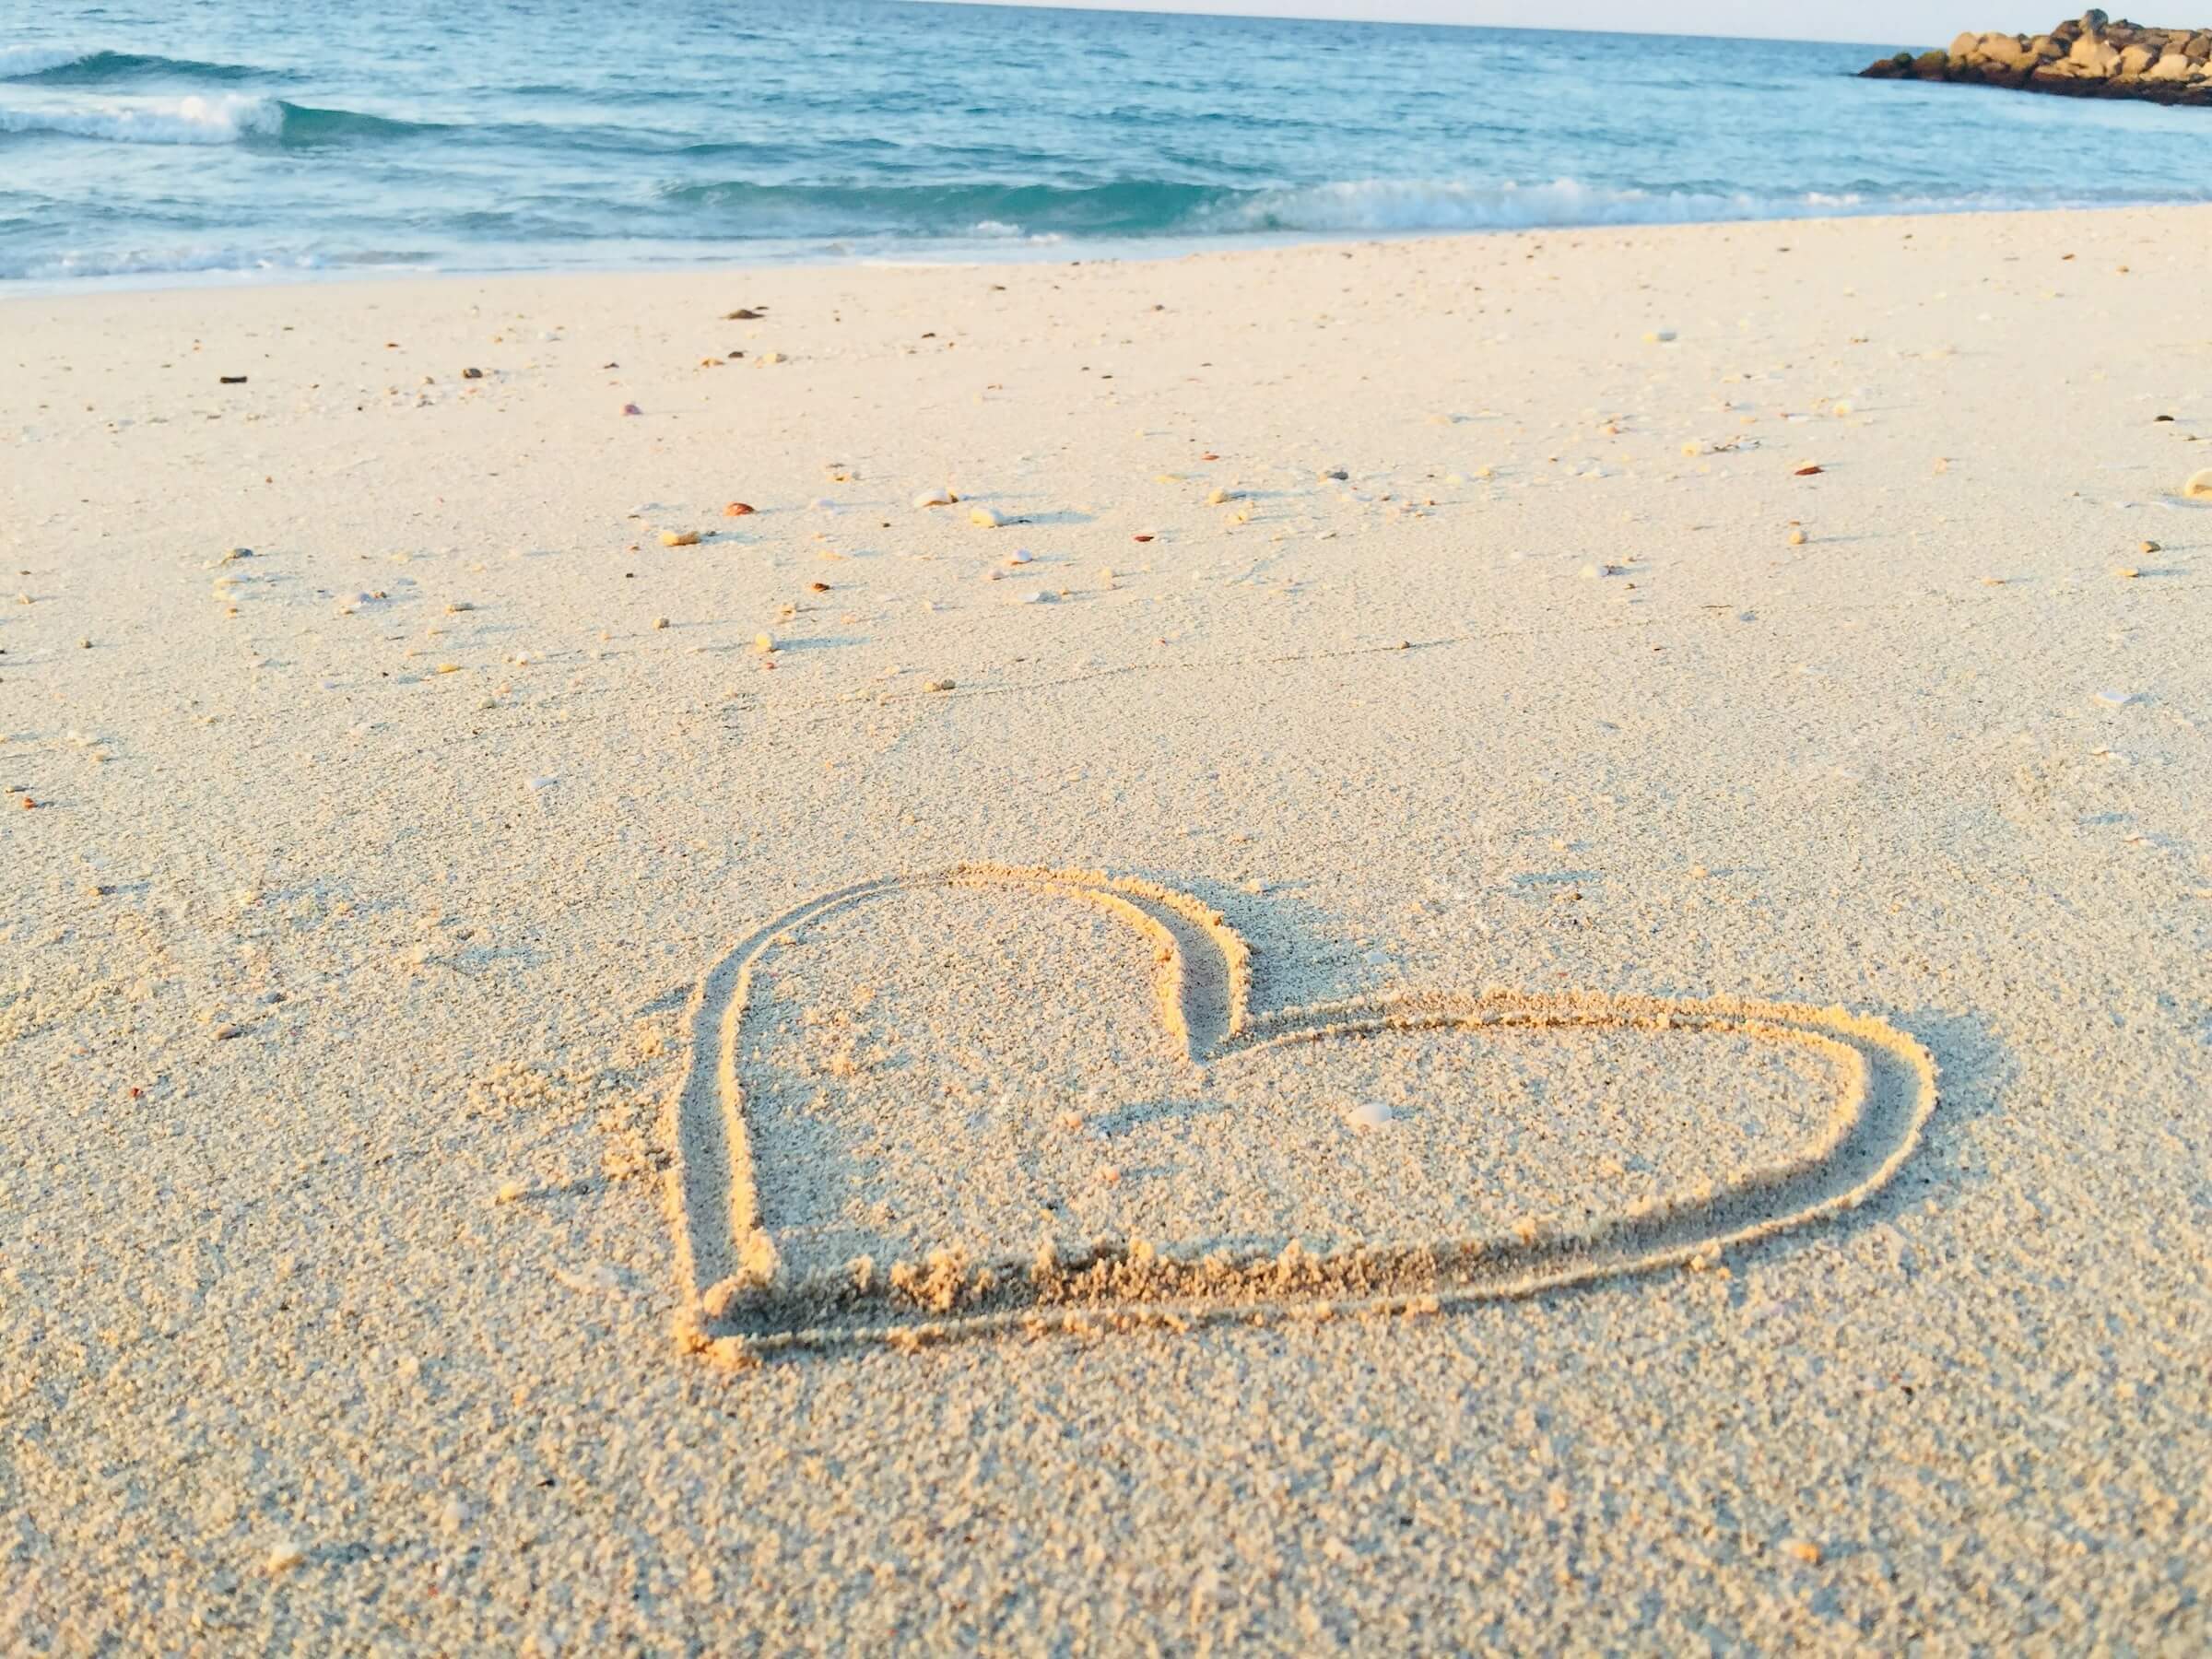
[645,174,2137,242]
[653,178,1225,236]
[1194,177,1841,232]
[0,93,440,147]
[0,45,270,83]
[0,45,89,77]
[1,45,272,84]
[0,243,438,282]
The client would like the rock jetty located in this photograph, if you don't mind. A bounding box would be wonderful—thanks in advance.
[1861,11,2212,104]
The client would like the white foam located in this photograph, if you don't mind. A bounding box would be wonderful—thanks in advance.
[1189,177,1921,236]
[0,91,282,145]
[0,244,326,282]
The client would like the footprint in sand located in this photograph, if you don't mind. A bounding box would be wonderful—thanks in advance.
[667,865,1938,1364]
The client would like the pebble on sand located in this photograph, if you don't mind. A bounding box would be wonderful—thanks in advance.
[969,505,1006,528]
[2184,468,2212,500]
[621,403,642,416]
[265,1540,306,1575]
[913,488,956,509]
[660,530,701,547]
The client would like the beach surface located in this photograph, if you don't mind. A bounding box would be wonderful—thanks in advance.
[4,207,2209,1649]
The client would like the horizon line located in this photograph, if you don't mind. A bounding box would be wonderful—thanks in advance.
[898,0,1935,49]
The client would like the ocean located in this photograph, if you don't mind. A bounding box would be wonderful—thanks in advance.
[6,0,2212,285]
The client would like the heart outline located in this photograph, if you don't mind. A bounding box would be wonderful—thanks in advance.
[668,865,1938,1364]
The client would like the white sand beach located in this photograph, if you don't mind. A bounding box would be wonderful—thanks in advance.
[3,206,2209,1648]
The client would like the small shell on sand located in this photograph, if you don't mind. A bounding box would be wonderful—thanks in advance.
[1644,329,1678,344]
[924,678,954,692]
[2184,468,2212,500]
[1789,528,1808,547]
[1206,487,1237,506]
[753,632,776,654]
[1006,548,1032,565]
[2094,689,2140,708]
[653,617,669,629]
[1346,1100,1394,1132]
[621,403,641,416]
[724,501,756,517]
[265,1541,305,1575]
[660,530,701,547]
[2112,566,2140,580]
[913,488,954,509]
[970,506,1006,528]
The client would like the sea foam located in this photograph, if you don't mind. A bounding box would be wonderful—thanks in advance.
[0,91,284,144]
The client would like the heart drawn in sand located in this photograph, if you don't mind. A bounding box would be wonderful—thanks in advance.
[667,865,1937,1364]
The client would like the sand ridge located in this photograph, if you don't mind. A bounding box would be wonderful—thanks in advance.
[670,864,1939,1363]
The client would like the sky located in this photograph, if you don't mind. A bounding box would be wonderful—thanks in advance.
[917,1,2065,45]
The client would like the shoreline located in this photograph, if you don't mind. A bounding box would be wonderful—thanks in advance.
[10,194,2212,300]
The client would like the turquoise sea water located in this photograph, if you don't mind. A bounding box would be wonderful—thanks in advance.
[6,1,2212,284]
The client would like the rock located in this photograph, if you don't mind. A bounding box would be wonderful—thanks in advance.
[2071,31,2119,72]
[1864,16,2212,101]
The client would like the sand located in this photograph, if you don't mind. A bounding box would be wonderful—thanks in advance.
[3,206,2209,1649]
